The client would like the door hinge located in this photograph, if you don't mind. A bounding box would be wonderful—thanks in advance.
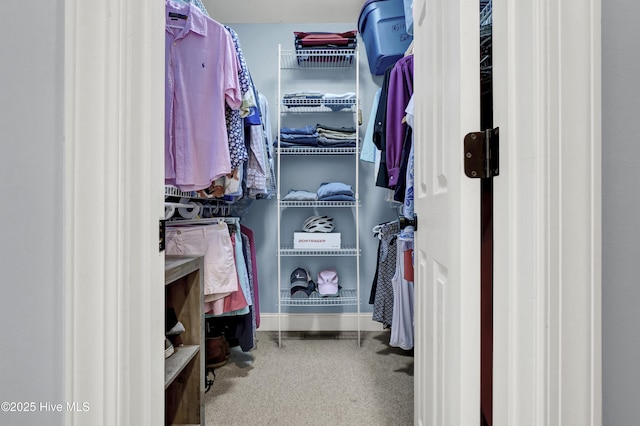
[464,127,499,179]
[159,219,166,252]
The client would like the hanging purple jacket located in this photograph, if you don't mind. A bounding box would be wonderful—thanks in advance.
[385,55,413,188]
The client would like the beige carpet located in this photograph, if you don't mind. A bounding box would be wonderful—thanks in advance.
[204,330,414,426]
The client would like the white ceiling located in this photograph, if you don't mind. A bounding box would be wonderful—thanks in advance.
[202,0,363,24]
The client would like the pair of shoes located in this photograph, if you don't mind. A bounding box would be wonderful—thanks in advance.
[206,335,230,368]
[164,337,174,359]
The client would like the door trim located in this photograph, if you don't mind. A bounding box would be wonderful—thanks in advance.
[63,0,601,424]
[492,0,601,424]
[64,1,165,424]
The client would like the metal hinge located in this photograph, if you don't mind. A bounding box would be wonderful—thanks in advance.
[464,127,499,179]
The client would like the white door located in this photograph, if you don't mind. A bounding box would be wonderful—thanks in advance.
[412,0,481,424]
[411,0,602,425]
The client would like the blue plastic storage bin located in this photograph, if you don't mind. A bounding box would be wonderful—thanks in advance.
[358,0,413,75]
[403,0,414,35]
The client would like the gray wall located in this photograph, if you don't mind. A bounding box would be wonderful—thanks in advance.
[602,1,640,425]
[224,23,397,315]
[0,1,65,425]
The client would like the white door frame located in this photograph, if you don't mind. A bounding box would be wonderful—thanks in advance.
[64,1,165,424]
[64,0,601,424]
[492,0,601,425]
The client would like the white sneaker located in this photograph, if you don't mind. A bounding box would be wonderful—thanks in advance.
[164,337,174,359]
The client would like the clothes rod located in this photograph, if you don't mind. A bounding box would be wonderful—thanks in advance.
[164,201,195,209]
[165,217,240,226]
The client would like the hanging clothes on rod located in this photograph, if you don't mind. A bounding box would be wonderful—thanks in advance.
[164,2,274,206]
[369,220,399,328]
[164,0,242,192]
[204,223,260,352]
[389,235,414,350]
[372,51,414,203]
[369,218,414,350]
[165,219,241,310]
[166,216,240,227]
[165,216,259,352]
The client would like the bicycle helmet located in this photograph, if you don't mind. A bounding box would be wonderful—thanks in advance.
[302,215,334,233]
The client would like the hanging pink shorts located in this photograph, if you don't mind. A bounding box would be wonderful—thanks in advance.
[165,223,239,300]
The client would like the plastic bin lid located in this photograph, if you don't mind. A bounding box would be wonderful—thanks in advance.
[358,0,405,35]
[362,0,384,7]
[358,0,391,33]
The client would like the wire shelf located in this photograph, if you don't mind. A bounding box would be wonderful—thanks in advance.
[280,49,357,69]
[280,98,357,113]
[279,200,358,208]
[276,146,358,155]
[280,288,358,306]
[165,185,197,199]
[279,246,359,257]
[164,185,234,204]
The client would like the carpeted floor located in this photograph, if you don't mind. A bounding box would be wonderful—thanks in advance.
[204,330,414,426]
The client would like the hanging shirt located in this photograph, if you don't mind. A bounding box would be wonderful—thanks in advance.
[389,239,415,350]
[224,25,257,118]
[385,55,414,189]
[399,95,415,242]
[246,125,268,197]
[223,25,256,170]
[374,65,393,188]
[360,88,381,163]
[257,92,276,199]
[165,1,242,191]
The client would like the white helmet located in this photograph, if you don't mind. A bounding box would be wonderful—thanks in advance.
[302,215,334,233]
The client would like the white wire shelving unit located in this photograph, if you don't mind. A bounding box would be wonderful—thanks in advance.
[279,200,358,208]
[280,288,359,307]
[276,146,359,156]
[276,45,361,347]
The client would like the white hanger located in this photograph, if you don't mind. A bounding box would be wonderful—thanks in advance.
[372,224,384,240]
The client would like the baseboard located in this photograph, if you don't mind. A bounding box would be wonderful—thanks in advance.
[258,313,385,332]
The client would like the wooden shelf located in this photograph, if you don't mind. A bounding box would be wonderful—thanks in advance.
[165,255,202,284]
[165,345,199,390]
[165,255,204,426]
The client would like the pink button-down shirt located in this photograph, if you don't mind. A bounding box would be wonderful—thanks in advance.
[165,1,241,191]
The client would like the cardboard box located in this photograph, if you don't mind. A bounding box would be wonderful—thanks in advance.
[293,232,341,249]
